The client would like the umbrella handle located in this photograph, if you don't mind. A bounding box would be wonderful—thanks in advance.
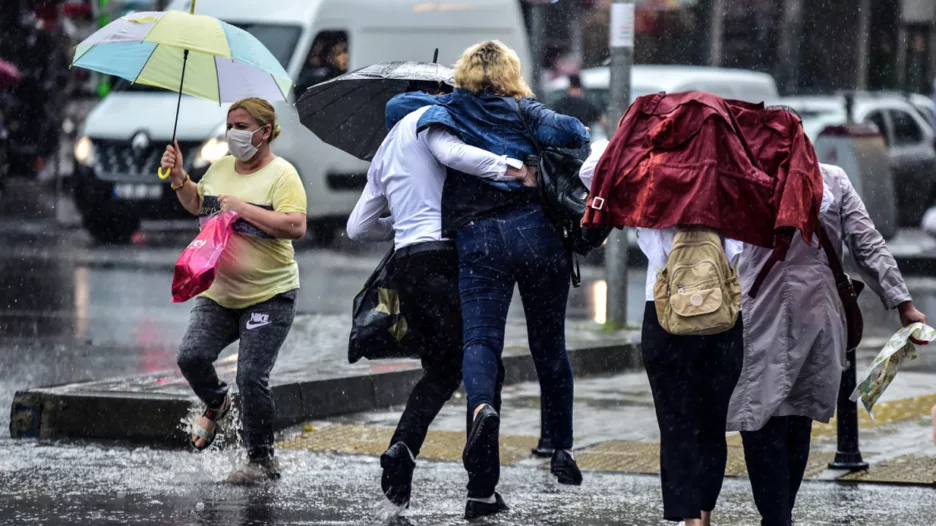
[158,49,190,181]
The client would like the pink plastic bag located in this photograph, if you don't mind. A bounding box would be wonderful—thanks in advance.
[171,211,239,303]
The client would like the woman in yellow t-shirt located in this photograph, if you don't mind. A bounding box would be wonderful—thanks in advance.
[160,97,307,485]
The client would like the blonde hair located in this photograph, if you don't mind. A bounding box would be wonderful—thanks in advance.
[228,97,281,141]
[454,41,534,100]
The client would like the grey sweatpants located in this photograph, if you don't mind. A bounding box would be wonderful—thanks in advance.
[177,290,297,460]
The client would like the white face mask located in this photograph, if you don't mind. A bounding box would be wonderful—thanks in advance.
[225,127,263,161]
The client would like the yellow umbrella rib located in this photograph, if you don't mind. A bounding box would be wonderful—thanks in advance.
[121,15,160,24]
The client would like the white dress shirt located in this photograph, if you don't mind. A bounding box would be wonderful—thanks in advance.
[347,106,522,249]
[580,140,744,301]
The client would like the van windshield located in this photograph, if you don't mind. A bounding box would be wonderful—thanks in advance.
[111,23,300,93]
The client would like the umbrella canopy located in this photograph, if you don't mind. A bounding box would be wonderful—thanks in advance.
[0,59,21,89]
[71,10,292,103]
[296,61,454,161]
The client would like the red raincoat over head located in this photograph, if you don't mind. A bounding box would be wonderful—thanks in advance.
[583,92,823,254]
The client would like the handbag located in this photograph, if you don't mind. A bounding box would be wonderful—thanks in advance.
[171,211,239,303]
[514,103,613,286]
[348,248,416,364]
[818,225,865,350]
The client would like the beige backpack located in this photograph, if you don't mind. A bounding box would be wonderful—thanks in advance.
[653,227,741,336]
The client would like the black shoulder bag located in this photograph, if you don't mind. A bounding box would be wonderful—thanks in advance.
[514,103,613,287]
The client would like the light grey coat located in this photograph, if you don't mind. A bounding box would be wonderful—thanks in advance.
[727,164,911,432]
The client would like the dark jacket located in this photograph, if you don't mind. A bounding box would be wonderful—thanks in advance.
[386,89,590,234]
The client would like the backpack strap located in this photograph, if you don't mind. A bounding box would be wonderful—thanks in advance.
[514,99,545,156]
[747,229,793,299]
[817,224,847,284]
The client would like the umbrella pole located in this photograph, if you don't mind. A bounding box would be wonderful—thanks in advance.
[158,49,190,180]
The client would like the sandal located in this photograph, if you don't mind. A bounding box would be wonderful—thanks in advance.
[190,393,232,451]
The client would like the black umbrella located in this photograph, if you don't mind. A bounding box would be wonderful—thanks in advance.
[296,59,454,161]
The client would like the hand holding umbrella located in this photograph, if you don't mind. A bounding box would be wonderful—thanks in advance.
[160,140,185,187]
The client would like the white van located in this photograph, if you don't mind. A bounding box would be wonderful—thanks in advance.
[72,0,532,243]
[544,65,780,142]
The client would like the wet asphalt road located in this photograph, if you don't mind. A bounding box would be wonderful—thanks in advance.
[2,439,936,526]
[5,186,936,525]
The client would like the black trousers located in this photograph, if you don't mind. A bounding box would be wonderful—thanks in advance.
[388,245,464,457]
[641,302,744,522]
[741,415,813,526]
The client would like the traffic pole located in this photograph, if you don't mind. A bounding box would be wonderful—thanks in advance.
[828,344,869,471]
[605,0,634,328]
[528,1,547,97]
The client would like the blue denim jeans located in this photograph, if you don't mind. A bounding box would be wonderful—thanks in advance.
[457,203,574,449]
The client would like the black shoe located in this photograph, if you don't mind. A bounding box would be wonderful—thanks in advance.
[464,492,509,521]
[463,405,500,475]
[550,449,583,486]
[531,437,555,458]
[381,442,416,507]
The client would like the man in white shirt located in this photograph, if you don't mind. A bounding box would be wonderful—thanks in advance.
[347,93,525,512]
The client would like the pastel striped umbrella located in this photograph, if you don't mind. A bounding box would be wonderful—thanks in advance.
[70,3,293,179]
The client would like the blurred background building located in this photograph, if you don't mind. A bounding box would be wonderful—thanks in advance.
[524,0,936,96]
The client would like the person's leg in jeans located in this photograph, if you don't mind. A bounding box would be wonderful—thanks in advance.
[641,302,706,521]
[458,218,512,500]
[696,318,745,516]
[741,416,793,526]
[234,291,297,463]
[786,415,813,518]
[511,211,573,451]
[389,249,463,456]
[177,297,240,448]
[177,298,240,408]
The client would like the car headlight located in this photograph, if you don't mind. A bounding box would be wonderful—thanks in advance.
[193,136,228,169]
[74,136,94,166]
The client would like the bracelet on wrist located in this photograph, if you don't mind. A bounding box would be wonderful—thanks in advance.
[171,173,189,191]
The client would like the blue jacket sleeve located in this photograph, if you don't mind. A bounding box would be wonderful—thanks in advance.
[520,98,590,149]
[385,91,442,131]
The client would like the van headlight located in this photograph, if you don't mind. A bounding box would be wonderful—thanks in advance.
[194,136,228,169]
[74,136,94,166]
